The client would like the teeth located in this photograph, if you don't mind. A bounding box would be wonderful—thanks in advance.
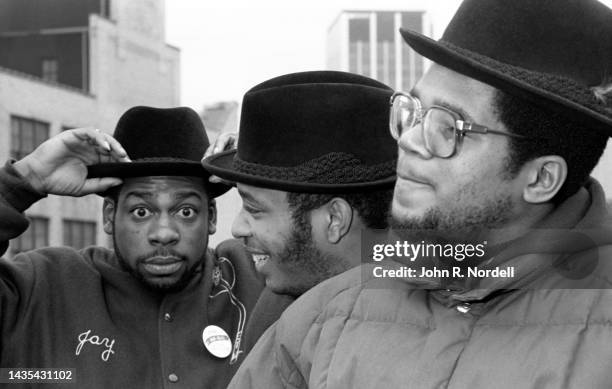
[252,254,269,265]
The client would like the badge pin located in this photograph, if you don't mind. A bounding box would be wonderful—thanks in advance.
[202,325,232,358]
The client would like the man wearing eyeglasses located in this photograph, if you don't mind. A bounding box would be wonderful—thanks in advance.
[228,0,612,388]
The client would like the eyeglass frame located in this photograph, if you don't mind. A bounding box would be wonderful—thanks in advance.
[389,91,530,158]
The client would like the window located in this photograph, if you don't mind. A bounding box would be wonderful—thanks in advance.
[401,12,425,90]
[63,220,97,249]
[377,12,395,86]
[348,16,370,76]
[10,116,49,160]
[42,58,59,82]
[11,216,49,253]
[101,0,112,19]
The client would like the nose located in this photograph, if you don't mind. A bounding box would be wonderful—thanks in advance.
[231,209,252,239]
[148,214,179,246]
[397,121,433,159]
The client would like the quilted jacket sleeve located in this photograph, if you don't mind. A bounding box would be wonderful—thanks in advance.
[227,321,308,389]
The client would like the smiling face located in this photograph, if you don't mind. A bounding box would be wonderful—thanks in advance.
[231,183,347,296]
[103,176,216,293]
[391,64,524,236]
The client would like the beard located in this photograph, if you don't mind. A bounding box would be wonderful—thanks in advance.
[389,193,515,269]
[112,229,204,294]
[390,191,515,244]
[274,216,350,297]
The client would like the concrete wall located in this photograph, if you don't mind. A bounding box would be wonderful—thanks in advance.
[0,0,180,254]
[0,69,103,248]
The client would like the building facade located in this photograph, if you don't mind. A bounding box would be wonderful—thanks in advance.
[327,9,432,91]
[0,0,180,256]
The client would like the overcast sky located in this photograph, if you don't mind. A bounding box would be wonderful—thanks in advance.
[164,0,612,244]
[164,0,462,111]
[165,0,612,111]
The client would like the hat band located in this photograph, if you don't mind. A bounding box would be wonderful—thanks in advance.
[130,157,200,163]
[232,152,395,184]
[438,40,612,120]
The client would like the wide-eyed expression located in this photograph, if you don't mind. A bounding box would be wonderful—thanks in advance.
[104,176,215,292]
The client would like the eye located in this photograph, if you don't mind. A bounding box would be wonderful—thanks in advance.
[242,203,261,216]
[131,207,152,219]
[177,206,198,219]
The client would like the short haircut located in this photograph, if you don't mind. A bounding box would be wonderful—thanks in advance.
[495,90,609,203]
[104,185,121,204]
[286,189,394,230]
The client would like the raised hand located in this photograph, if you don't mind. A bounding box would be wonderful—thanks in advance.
[202,132,237,184]
[13,128,131,196]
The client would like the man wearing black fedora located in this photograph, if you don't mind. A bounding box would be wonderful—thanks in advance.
[0,106,263,388]
[203,70,397,355]
[228,0,612,388]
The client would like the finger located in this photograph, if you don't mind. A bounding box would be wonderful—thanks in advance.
[72,128,130,162]
[79,177,123,196]
[214,132,238,154]
[227,134,237,148]
[208,175,233,186]
[203,132,237,159]
[100,132,131,162]
[71,128,112,155]
[203,143,216,159]
[222,133,238,151]
[71,127,104,143]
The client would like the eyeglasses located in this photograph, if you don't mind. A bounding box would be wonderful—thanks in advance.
[389,92,529,158]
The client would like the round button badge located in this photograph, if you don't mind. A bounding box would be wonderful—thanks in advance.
[202,325,232,358]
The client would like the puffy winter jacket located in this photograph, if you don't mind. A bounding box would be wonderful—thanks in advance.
[229,179,612,389]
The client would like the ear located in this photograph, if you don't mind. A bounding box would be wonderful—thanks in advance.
[207,199,217,235]
[325,197,354,244]
[102,198,116,235]
[522,156,567,204]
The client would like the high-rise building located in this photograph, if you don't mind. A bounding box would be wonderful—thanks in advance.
[0,0,180,256]
[327,10,432,90]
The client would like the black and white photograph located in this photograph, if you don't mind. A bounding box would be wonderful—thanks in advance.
[1,0,612,388]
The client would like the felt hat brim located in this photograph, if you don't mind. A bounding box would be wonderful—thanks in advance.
[88,160,231,198]
[203,150,396,194]
[400,29,612,135]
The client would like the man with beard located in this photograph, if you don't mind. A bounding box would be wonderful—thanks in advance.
[0,106,263,388]
[202,71,397,354]
[228,0,612,388]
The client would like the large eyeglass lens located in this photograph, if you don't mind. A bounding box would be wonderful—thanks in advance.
[423,108,457,158]
[390,94,420,140]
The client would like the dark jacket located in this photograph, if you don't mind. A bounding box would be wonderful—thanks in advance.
[242,288,295,354]
[0,162,264,388]
[229,180,612,389]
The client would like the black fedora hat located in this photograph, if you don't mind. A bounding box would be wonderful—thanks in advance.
[202,71,397,194]
[400,0,612,135]
[88,106,230,198]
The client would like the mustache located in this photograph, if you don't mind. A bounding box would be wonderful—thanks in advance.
[241,239,265,254]
[135,249,186,263]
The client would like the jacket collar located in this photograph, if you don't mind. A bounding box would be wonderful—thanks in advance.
[392,179,612,306]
